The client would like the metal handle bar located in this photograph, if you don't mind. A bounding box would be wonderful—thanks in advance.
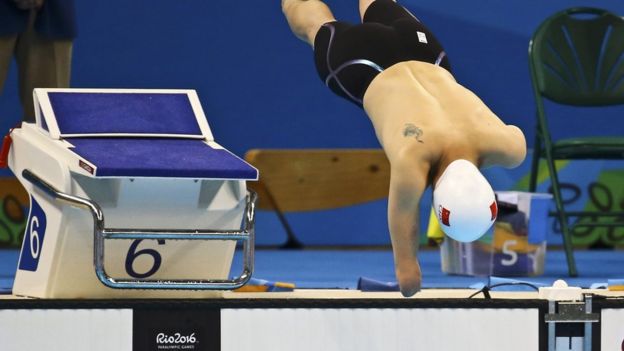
[22,169,256,290]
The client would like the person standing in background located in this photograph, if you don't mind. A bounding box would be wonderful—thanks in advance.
[0,0,76,122]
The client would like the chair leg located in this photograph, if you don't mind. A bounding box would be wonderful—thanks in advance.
[529,131,542,192]
[274,207,304,249]
[262,183,304,249]
[545,156,578,277]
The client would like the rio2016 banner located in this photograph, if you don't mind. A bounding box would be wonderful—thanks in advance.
[518,160,624,247]
[0,178,27,249]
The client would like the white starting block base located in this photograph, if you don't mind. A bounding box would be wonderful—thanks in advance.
[14,174,244,299]
[8,89,258,298]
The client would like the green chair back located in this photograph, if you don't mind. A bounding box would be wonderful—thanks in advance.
[529,7,624,106]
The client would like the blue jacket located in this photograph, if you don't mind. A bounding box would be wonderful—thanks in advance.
[0,0,76,39]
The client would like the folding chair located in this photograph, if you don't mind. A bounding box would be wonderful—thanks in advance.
[528,7,624,276]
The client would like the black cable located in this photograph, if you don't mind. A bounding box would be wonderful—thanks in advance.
[468,282,541,299]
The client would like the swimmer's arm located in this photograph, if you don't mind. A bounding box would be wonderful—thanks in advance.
[481,125,527,169]
[504,125,527,168]
[281,0,335,46]
[387,162,427,297]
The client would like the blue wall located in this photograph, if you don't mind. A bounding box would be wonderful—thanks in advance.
[1,0,623,246]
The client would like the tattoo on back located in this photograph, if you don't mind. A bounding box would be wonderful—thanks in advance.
[403,123,424,143]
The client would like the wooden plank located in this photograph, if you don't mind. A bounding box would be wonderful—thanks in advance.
[244,149,390,212]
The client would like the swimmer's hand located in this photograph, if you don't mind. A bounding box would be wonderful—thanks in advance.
[396,258,422,297]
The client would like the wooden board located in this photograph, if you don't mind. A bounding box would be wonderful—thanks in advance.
[244,149,390,212]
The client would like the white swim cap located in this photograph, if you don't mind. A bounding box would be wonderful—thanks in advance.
[432,159,497,242]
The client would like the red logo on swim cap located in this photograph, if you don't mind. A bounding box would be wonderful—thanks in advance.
[490,201,498,221]
[439,206,451,226]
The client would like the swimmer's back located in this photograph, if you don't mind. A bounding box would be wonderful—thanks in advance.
[363,61,526,170]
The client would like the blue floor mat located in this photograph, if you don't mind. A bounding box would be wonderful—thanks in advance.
[233,248,624,289]
[1,248,623,292]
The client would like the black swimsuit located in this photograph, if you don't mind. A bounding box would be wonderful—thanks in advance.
[313,0,451,106]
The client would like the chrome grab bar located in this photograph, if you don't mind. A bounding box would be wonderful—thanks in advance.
[22,169,256,290]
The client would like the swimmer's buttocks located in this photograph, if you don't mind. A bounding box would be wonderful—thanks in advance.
[313,0,451,106]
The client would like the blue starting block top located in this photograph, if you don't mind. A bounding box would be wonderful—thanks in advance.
[47,92,203,136]
[33,89,258,180]
[67,138,258,179]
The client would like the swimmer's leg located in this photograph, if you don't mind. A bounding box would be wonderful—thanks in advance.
[282,0,336,46]
[360,0,419,24]
[359,0,378,20]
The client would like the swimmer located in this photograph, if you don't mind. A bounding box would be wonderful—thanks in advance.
[282,0,526,296]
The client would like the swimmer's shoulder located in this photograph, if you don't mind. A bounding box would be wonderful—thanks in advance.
[478,124,527,168]
[385,134,443,183]
[502,124,527,168]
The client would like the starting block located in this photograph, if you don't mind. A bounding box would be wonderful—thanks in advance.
[7,88,258,298]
